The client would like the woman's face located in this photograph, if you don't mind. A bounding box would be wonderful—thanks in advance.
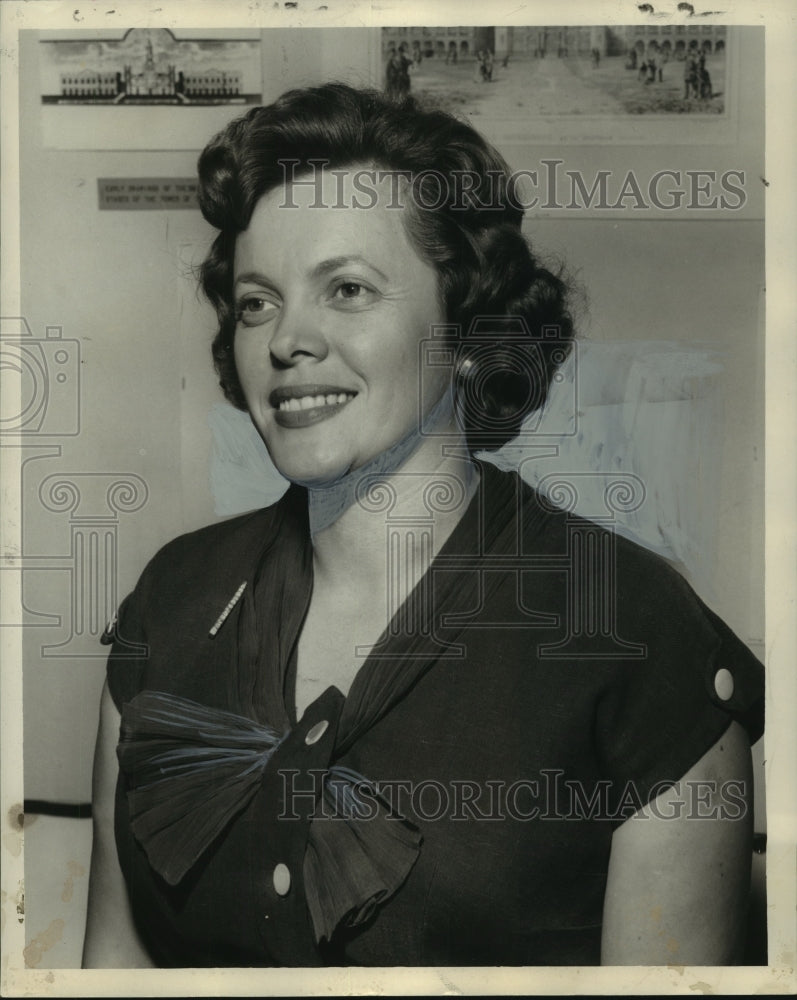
[232,166,449,486]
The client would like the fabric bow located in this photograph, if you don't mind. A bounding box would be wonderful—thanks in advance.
[118,690,421,944]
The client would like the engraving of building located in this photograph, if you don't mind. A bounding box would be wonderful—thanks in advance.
[620,23,727,57]
[494,26,619,59]
[182,69,242,97]
[123,36,175,96]
[382,26,488,60]
[57,32,245,102]
[60,70,120,97]
[382,24,727,63]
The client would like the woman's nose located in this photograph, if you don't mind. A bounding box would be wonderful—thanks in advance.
[267,307,329,367]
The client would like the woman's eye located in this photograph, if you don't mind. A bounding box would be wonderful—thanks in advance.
[331,280,376,305]
[236,296,278,327]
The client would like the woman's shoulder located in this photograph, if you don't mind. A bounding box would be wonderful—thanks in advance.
[497,464,718,609]
[148,505,275,573]
[106,496,299,709]
[137,491,298,599]
[493,469,764,787]
[489,465,762,704]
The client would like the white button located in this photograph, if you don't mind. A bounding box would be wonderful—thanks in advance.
[304,720,329,746]
[714,668,734,701]
[272,863,291,896]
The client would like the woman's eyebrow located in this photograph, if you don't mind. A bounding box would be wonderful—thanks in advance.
[233,270,280,291]
[311,255,389,282]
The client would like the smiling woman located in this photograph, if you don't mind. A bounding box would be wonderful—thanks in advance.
[231,170,448,486]
[82,83,764,969]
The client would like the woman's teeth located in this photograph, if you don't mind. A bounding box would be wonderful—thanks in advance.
[278,392,354,413]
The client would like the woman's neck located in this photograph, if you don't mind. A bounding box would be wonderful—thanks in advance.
[308,422,478,594]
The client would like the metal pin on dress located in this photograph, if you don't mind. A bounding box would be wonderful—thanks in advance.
[208,582,247,638]
[100,609,119,646]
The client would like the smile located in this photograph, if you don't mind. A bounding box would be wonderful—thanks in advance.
[278,392,355,413]
[270,385,357,428]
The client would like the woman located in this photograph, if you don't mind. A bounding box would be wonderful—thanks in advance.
[83,83,764,968]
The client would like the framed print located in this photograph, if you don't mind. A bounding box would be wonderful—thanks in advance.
[379,23,740,146]
[38,27,263,150]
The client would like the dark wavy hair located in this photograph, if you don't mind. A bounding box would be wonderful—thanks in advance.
[197,82,574,451]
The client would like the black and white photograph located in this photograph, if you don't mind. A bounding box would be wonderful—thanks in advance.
[1,0,794,996]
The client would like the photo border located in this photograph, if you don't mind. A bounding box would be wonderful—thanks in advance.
[1,0,794,996]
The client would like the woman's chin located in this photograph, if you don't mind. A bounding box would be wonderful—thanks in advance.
[272,457,353,490]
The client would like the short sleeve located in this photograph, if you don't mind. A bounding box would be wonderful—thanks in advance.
[594,555,764,817]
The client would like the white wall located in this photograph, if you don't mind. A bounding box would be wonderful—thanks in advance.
[531,215,764,646]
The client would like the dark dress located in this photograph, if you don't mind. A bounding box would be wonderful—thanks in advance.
[107,463,764,966]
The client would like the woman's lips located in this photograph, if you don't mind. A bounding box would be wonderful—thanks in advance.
[271,386,357,428]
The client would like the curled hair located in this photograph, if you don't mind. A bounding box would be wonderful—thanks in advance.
[197,82,574,450]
